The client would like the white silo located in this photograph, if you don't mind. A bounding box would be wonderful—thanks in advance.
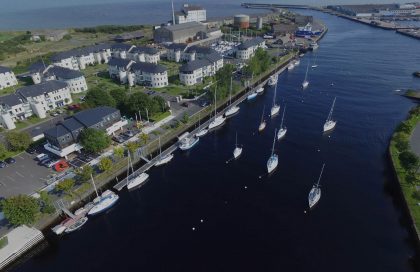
[257,17,263,30]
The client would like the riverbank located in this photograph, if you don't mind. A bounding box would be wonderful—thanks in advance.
[389,106,420,247]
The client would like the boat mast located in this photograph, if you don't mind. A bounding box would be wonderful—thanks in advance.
[327,97,336,121]
[271,129,277,156]
[90,174,99,198]
[213,85,217,120]
[272,83,277,107]
[261,106,265,124]
[304,61,309,82]
[280,105,286,128]
[159,136,162,159]
[316,163,325,187]
[229,77,233,106]
[235,131,238,147]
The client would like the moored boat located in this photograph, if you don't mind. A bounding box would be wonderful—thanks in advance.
[308,164,325,209]
[179,136,199,150]
[267,129,279,174]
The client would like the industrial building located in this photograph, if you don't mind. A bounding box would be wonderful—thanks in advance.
[153,21,207,43]
[174,4,206,24]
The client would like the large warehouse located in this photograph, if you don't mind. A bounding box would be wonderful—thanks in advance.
[153,22,206,43]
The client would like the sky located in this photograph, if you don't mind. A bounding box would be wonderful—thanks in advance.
[0,0,409,13]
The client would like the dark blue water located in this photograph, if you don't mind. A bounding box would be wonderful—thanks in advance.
[12,9,420,272]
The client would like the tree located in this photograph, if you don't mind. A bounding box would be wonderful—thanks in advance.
[76,165,93,182]
[126,92,154,118]
[84,87,116,108]
[56,179,75,196]
[152,96,168,112]
[394,133,409,152]
[113,147,124,159]
[181,113,189,124]
[39,191,55,214]
[0,143,7,160]
[5,131,31,151]
[99,157,112,172]
[140,133,149,145]
[110,88,128,109]
[79,128,111,153]
[1,195,39,226]
[399,151,419,171]
[126,141,140,154]
[396,121,411,134]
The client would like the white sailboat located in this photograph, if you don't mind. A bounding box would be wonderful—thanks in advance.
[247,91,257,100]
[267,129,279,174]
[302,61,310,89]
[268,73,278,86]
[258,106,267,132]
[287,62,295,70]
[270,84,280,117]
[126,152,149,190]
[225,77,240,117]
[88,175,119,216]
[256,85,264,95]
[294,59,300,66]
[308,163,325,209]
[233,132,242,159]
[323,97,337,133]
[154,137,174,166]
[277,105,287,140]
[195,112,208,137]
[208,86,226,130]
[311,52,318,68]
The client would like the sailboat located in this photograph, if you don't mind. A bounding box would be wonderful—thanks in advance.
[270,84,280,117]
[277,105,287,140]
[256,84,264,95]
[208,86,226,130]
[267,129,279,174]
[302,61,310,89]
[195,112,208,137]
[88,174,119,216]
[154,137,174,166]
[311,52,318,68]
[179,135,199,150]
[258,106,267,132]
[323,97,337,132]
[268,73,278,86]
[225,77,240,117]
[294,59,300,66]
[287,61,295,70]
[308,163,325,209]
[126,152,149,190]
[233,132,242,159]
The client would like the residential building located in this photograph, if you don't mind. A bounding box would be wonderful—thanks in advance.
[30,30,68,42]
[108,58,135,85]
[111,44,135,59]
[0,66,19,90]
[51,51,80,70]
[0,94,28,130]
[236,37,266,60]
[127,46,161,64]
[166,43,189,62]
[153,21,206,43]
[16,81,72,112]
[174,4,207,24]
[179,52,223,86]
[28,63,88,93]
[165,44,219,63]
[50,44,112,70]
[131,62,168,88]
[43,106,127,158]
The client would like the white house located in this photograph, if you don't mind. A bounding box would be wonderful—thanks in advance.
[131,62,168,88]
[179,53,223,86]
[236,37,266,60]
[0,94,29,130]
[166,43,189,62]
[46,66,88,93]
[175,4,207,24]
[50,44,112,70]
[51,51,80,70]
[17,81,73,112]
[108,58,135,85]
[0,66,19,90]
[127,46,161,64]
[111,44,135,59]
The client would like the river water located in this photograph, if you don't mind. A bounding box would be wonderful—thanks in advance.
[12,9,420,272]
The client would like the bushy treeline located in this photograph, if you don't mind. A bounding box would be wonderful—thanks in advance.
[74,25,145,34]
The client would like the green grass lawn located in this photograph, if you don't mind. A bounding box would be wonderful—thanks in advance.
[0,32,22,42]
[150,111,171,122]
[0,236,8,249]
[389,111,420,232]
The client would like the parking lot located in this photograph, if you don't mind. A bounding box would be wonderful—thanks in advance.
[0,151,55,198]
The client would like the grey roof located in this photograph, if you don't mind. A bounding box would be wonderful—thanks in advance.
[204,52,223,63]
[165,21,205,31]
[17,81,68,98]
[108,58,132,69]
[131,62,167,74]
[237,37,265,50]
[0,94,24,107]
[28,61,47,73]
[0,66,12,74]
[179,59,211,73]
[73,106,119,127]
[130,46,159,55]
[166,43,188,51]
[47,66,84,80]
[111,43,133,51]
[113,31,144,41]
[186,45,215,55]
[51,51,76,62]
[43,106,119,138]
[182,5,204,12]
[50,44,111,62]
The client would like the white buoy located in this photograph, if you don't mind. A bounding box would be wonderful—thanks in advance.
[192,227,196,231]
[244,186,247,189]
[200,219,204,223]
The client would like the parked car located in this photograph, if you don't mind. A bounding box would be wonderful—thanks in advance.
[0,161,6,168]
[5,158,16,164]
[181,102,189,108]
[36,153,49,161]
[26,147,36,154]
[112,136,125,144]
[67,104,81,110]
[123,130,134,137]
[50,112,60,117]
[40,158,52,166]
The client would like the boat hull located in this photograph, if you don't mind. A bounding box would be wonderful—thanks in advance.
[267,155,278,174]
[155,154,174,166]
[127,173,149,190]
[225,106,240,117]
[179,137,199,151]
[258,122,266,132]
[208,116,226,130]
[277,128,287,140]
[88,194,119,216]
[308,187,321,209]
[256,87,264,95]
[195,128,208,137]
[233,147,242,159]
[247,93,257,100]
[323,120,336,132]
[65,217,88,233]
[270,105,280,117]
[302,81,309,89]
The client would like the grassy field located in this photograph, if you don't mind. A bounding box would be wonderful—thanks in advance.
[0,236,8,249]
[150,111,171,122]
[389,108,420,234]
[0,32,21,42]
